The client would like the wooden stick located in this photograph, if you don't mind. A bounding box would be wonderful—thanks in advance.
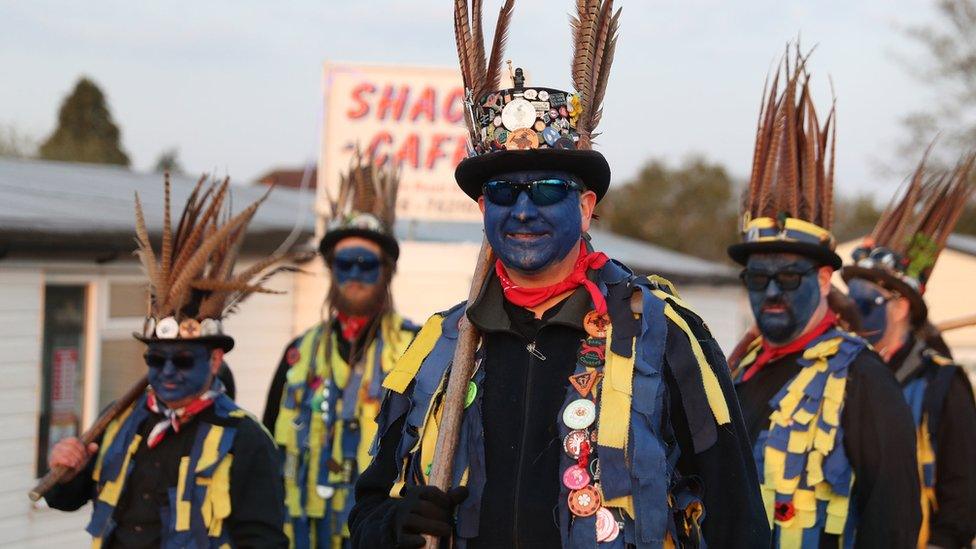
[936,313,976,333]
[424,238,494,549]
[29,375,149,502]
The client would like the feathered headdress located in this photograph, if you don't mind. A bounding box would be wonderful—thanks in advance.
[134,175,288,351]
[728,46,841,268]
[842,149,976,323]
[319,148,401,260]
[453,0,621,203]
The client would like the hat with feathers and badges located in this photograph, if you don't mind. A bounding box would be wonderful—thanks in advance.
[841,148,976,324]
[728,47,841,269]
[452,0,620,203]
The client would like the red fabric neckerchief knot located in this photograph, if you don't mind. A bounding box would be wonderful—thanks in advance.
[337,311,370,342]
[495,241,610,314]
[145,388,218,449]
[742,310,838,382]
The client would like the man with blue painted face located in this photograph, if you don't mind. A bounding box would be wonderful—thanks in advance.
[727,50,920,548]
[349,2,769,547]
[841,152,976,549]
[262,153,419,548]
[44,176,288,547]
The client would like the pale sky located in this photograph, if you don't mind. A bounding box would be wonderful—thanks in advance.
[1,0,940,199]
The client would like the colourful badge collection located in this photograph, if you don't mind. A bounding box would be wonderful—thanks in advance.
[469,87,583,154]
[561,310,620,543]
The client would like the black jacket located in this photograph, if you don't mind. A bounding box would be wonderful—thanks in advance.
[45,403,287,548]
[349,274,769,547]
[889,338,976,549]
[736,345,922,548]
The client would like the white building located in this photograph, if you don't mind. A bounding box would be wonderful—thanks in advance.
[0,157,747,546]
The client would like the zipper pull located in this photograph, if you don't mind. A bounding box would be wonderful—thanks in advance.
[526,341,547,361]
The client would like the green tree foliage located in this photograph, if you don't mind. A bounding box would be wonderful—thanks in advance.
[39,77,130,166]
[832,194,883,243]
[597,156,738,262]
[153,148,185,175]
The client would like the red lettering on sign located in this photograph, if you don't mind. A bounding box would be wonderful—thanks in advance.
[426,134,450,169]
[367,132,394,165]
[410,87,437,123]
[452,135,469,166]
[347,83,376,119]
[444,88,465,124]
[396,133,420,169]
[377,85,410,122]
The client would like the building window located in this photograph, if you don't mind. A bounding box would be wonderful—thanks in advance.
[37,285,88,477]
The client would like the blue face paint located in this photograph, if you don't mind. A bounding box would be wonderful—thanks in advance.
[482,170,583,274]
[145,342,214,404]
[333,246,381,285]
[744,255,823,345]
[847,278,889,344]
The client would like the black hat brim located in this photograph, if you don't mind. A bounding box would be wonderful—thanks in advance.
[840,265,928,325]
[319,227,400,261]
[727,240,842,270]
[455,149,611,203]
[134,334,236,352]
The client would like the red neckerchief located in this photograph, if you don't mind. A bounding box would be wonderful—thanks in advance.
[145,389,218,449]
[495,241,610,314]
[337,311,370,341]
[742,311,837,382]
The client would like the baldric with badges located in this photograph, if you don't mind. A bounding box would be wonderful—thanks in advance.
[372,260,734,547]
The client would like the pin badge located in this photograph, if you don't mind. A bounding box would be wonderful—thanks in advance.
[563,398,596,430]
[199,318,221,336]
[501,98,537,130]
[523,88,538,100]
[583,311,610,338]
[564,429,589,459]
[316,485,336,499]
[506,128,540,150]
[537,90,550,101]
[179,318,201,339]
[562,464,591,490]
[595,506,619,542]
[156,317,179,339]
[568,485,602,517]
[569,371,600,398]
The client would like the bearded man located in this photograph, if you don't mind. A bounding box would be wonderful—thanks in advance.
[45,177,288,547]
[347,1,769,547]
[842,152,976,549]
[728,50,920,547]
[262,155,418,548]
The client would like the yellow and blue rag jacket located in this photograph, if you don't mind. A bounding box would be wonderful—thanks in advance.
[86,392,244,548]
[735,329,865,548]
[273,312,416,537]
[374,262,734,548]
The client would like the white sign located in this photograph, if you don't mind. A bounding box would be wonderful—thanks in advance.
[319,62,481,230]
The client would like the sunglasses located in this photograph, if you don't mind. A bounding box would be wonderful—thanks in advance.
[144,350,199,370]
[483,178,583,207]
[739,267,817,291]
[333,256,381,272]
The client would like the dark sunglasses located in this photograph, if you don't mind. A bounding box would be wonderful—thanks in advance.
[144,351,198,370]
[739,267,817,291]
[482,178,583,207]
[333,256,381,272]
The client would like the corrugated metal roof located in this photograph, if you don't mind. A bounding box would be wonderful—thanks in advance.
[0,158,736,280]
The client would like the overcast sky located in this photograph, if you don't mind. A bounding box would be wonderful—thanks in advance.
[1,0,940,199]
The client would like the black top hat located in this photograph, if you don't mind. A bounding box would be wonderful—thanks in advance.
[452,0,620,202]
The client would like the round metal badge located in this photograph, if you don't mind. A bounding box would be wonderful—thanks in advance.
[155,317,179,339]
[562,464,591,490]
[506,128,540,150]
[595,506,619,542]
[501,98,537,130]
[567,485,602,517]
[143,317,157,338]
[316,485,335,499]
[179,318,201,339]
[537,90,550,101]
[583,311,610,339]
[199,318,221,336]
[523,88,538,100]
[563,398,596,430]
[563,429,589,459]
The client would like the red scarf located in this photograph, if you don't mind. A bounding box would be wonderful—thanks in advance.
[742,310,837,382]
[145,389,218,449]
[337,312,370,341]
[495,241,610,314]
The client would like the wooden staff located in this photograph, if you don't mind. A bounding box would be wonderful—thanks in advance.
[424,238,494,549]
[29,375,149,502]
[937,313,976,333]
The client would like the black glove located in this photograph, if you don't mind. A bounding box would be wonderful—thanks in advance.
[392,485,469,548]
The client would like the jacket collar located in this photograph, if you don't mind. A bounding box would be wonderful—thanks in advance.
[466,268,598,334]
